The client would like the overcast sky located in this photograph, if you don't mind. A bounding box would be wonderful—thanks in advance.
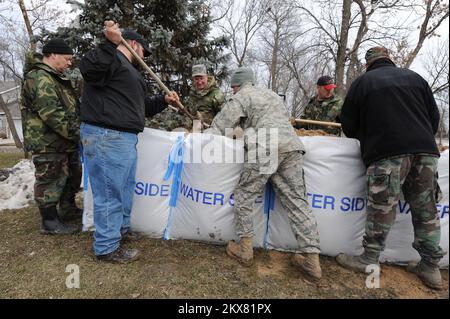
[1,0,448,79]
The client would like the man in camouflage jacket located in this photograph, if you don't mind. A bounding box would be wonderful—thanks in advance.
[20,38,81,235]
[298,76,343,135]
[148,64,224,131]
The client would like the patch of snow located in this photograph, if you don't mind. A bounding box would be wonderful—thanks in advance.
[0,159,35,210]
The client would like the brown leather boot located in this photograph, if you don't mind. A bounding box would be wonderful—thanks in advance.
[226,237,253,267]
[292,253,322,282]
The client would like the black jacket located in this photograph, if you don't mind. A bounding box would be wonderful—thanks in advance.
[80,40,167,133]
[341,59,440,166]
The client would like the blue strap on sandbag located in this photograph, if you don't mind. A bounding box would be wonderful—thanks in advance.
[79,143,90,229]
[163,136,186,240]
[79,143,89,191]
[263,182,276,249]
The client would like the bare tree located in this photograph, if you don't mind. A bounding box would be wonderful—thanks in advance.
[260,0,299,92]
[403,0,449,69]
[423,39,450,145]
[216,0,270,67]
[295,0,449,95]
[18,0,36,52]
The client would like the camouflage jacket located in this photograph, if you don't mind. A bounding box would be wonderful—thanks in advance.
[301,94,343,135]
[148,76,225,131]
[185,76,225,125]
[207,83,305,155]
[20,53,80,154]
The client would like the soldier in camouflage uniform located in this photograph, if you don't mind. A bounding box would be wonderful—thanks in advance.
[147,64,224,131]
[20,38,81,235]
[185,64,225,126]
[338,47,445,290]
[297,76,343,135]
[205,67,322,281]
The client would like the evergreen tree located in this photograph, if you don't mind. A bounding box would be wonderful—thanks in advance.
[44,0,230,97]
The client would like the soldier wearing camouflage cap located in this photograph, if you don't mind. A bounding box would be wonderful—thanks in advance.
[338,46,445,290]
[205,67,322,281]
[185,64,225,126]
[294,75,343,135]
[20,38,81,235]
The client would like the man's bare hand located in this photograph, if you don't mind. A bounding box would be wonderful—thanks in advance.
[290,117,297,126]
[165,91,180,105]
[103,20,122,45]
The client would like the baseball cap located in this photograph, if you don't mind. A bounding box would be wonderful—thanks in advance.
[317,75,336,91]
[122,29,151,57]
[192,64,207,77]
[365,46,391,65]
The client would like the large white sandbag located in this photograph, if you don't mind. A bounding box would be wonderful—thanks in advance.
[166,133,267,247]
[381,150,449,267]
[82,130,449,267]
[266,137,367,256]
[82,128,184,236]
[130,129,185,237]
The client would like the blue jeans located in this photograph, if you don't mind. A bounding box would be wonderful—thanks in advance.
[80,123,138,256]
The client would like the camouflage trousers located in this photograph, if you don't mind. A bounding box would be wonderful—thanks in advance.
[234,151,321,254]
[196,111,216,127]
[364,154,445,265]
[32,151,82,208]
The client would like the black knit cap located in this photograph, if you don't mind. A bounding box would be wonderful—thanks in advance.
[42,38,73,55]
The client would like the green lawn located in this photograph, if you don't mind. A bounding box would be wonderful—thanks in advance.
[0,151,25,169]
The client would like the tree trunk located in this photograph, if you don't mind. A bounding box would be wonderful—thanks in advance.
[335,0,352,96]
[18,0,36,52]
[0,93,23,149]
[404,0,449,69]
[270,26,280,93]
[345,0,370,91]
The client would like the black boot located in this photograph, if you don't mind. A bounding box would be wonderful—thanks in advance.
[59,195,83,221]
[96,247,140,264]
[39,206,79,235]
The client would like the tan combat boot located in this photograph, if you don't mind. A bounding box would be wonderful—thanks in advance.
[226,237,254,267]
[407,260,443,291]
[292,253,322,282]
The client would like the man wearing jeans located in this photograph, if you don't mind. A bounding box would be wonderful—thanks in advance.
[79,21,178,263]
[337,46,445,290]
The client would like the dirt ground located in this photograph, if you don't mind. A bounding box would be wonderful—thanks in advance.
[0,206,448,299]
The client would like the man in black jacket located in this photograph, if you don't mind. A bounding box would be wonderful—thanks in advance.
[79,21,179,263]
[336,46,445,290]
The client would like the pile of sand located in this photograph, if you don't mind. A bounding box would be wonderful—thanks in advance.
[295,128,332,136]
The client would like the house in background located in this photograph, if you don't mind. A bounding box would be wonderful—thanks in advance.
[0,81,22,141]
